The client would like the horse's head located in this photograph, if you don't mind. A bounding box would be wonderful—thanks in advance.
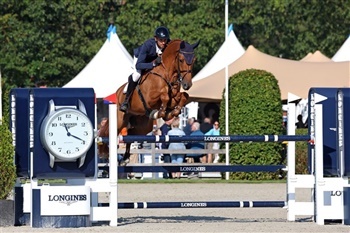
[177,40,200,90]
[162,39,200,90]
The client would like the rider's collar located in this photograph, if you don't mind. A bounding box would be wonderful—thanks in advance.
[156,44,163,56]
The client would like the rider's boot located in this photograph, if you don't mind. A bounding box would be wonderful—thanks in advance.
[120,75,137,112]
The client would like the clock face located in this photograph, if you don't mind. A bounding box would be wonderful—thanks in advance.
[40,108,94,161]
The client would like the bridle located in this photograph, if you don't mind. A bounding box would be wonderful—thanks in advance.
[176,49,195,84]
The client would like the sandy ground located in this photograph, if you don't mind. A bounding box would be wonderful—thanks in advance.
[1,183,350,233]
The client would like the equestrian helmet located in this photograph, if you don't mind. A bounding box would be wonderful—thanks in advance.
[154,26,170,40]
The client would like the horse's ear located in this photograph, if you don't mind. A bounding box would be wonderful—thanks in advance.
[180,41,186,49]
[191,40,200,49]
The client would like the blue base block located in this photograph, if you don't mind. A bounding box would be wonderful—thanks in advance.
[344,187,350,225]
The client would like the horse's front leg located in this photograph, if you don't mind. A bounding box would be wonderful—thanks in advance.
[164,92,189,120]
[119,142,131,166]
[150,92,169,119]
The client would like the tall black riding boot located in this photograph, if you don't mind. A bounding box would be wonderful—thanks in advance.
[120,75,138,112]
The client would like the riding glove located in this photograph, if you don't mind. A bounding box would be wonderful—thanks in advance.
[153,56,162,67]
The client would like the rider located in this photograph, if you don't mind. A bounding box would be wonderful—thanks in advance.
[120,26,171,112]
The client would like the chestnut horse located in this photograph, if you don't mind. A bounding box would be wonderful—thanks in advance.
[101,39,199,165]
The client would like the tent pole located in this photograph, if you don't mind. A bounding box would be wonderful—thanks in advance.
[225,0,229,180]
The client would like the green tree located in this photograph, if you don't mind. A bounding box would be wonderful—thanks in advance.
[231,0,350,59]
[0,0,349,89]
[115,0,224,75]
[0,85,15,200]
[0,0,112,87]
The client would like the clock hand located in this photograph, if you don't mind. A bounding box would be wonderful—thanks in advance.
[70,134,84,142]
[63,122,70,134]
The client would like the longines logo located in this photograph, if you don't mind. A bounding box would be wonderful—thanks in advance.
[60,123,77,129]
[48,194,87,206]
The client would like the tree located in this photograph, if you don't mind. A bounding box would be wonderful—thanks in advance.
[0,0,349,89]
[0,0,110,87]
[231,0,350,59]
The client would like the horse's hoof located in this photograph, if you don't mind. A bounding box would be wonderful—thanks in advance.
[119,159,130,166]
[149,110,158,119]
[172,109,181,117]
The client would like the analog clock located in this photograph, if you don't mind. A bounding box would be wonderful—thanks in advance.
[40,100,94,168]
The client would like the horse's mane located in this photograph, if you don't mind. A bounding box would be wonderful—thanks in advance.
[162,39,182,57]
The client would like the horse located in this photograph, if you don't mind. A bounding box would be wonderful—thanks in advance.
[103,39,199,165]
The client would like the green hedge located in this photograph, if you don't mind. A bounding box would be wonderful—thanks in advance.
[219,69,284,180]
[0,88,16,199]
[295,128,309,174]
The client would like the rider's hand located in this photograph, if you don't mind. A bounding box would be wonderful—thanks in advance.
[153,56,162,67]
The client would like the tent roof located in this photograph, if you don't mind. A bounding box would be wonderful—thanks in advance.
[64,25,132,98]
[300,51,332,62]
[300,52,312,61]
[192,24,245,82]
[332,35,350,62]
[188,45,350,102]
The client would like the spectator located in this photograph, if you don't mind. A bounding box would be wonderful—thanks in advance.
[35,80,47,88]
[97,117,108,136]
[183,117,195,136]
[159,118,174,179]
[167,117,186,179]
[295,114,306,129]
[186,122,204,178]
[97,117,109,164]
[204,120,221,163]
[200,117,212,134]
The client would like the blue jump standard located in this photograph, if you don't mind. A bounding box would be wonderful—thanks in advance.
[115,135,311,143]
[99,165,286,173]
[99,201,286,209]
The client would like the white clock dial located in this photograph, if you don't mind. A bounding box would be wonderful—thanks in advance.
[40,108,94,161]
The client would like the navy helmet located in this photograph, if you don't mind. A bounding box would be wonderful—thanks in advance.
[154,26,170,40]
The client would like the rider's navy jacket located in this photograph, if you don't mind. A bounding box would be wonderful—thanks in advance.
[134,38,169,71]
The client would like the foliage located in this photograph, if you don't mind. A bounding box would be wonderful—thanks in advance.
[231,0,350,59]
[219,69,283,180]
[0,0,349,89]
[0,0,111,87]
[0,86,16,200]
[115,0,224,76]
[295,128,309,174]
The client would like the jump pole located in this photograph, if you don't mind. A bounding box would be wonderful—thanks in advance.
[108,104,118,226]
[100,201,286,209]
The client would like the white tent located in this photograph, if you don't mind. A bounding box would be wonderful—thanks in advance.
[64,25,133,98]
[332,35,350,62]
[192,24,245,82]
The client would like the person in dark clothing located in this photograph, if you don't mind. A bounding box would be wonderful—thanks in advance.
[200,117,212,134]
[159,118,174,179]
[295,114,306,129]
[120,26,171,112]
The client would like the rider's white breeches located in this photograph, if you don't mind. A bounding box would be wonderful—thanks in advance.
[132,71,141,82]
[132,56,141,82]
[123,57,141,93]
